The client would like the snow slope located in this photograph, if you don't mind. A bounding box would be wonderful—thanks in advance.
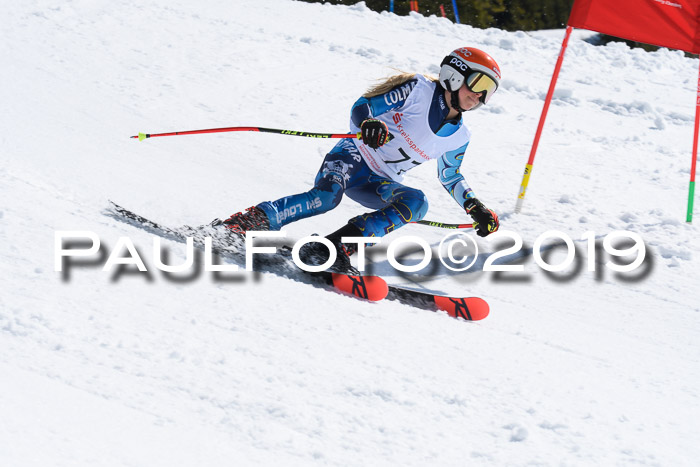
[1,0,699,465]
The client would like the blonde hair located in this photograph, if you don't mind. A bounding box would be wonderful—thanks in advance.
[363,71,439,98]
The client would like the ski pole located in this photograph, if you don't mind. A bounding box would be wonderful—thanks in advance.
[412,220,473,229]
[131,126,369,141]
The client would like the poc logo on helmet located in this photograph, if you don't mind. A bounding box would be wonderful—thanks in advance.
[457,48,472,58]
[449,57,469,72]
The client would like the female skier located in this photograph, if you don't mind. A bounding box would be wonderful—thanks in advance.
[222,47,501,271]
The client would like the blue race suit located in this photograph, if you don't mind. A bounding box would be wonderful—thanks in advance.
[257,75,476,238]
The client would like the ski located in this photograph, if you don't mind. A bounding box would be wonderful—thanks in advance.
[386,286,489,321]
[326,272,388,302]
[104,202,488,318]
[104,201,388,302]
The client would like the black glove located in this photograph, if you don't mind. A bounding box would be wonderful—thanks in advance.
[464,198,499,237]
[360,119,389,149]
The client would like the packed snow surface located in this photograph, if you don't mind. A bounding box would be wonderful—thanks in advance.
[1,0,699,465]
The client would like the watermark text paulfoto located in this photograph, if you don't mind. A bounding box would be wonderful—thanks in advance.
[54,229,647,276]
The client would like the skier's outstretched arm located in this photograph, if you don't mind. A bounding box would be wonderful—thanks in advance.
[438,147,499,237]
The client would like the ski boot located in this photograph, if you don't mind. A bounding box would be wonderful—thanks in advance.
[297,223,366,274]
[298,236,358,275]
[221,206,270,236]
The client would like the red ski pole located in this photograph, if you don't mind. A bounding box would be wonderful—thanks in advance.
[130,126,364,141]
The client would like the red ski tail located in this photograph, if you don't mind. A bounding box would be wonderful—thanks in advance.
[331,273,389,301]
[433,296,489,321]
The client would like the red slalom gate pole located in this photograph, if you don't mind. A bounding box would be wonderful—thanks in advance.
[687,59,700,222]
[130,126,362,141]
[515,25,573,213]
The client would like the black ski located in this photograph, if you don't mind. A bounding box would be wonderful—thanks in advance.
[104,201,387,301]
[104,201,488,319]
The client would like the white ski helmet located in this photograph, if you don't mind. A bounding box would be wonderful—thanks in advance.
[439,47,501,111]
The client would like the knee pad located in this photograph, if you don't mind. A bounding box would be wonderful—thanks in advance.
[384,187,429,224]
[397,190,429,222]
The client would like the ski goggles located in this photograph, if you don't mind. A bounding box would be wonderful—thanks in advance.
[464,71,498,104]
